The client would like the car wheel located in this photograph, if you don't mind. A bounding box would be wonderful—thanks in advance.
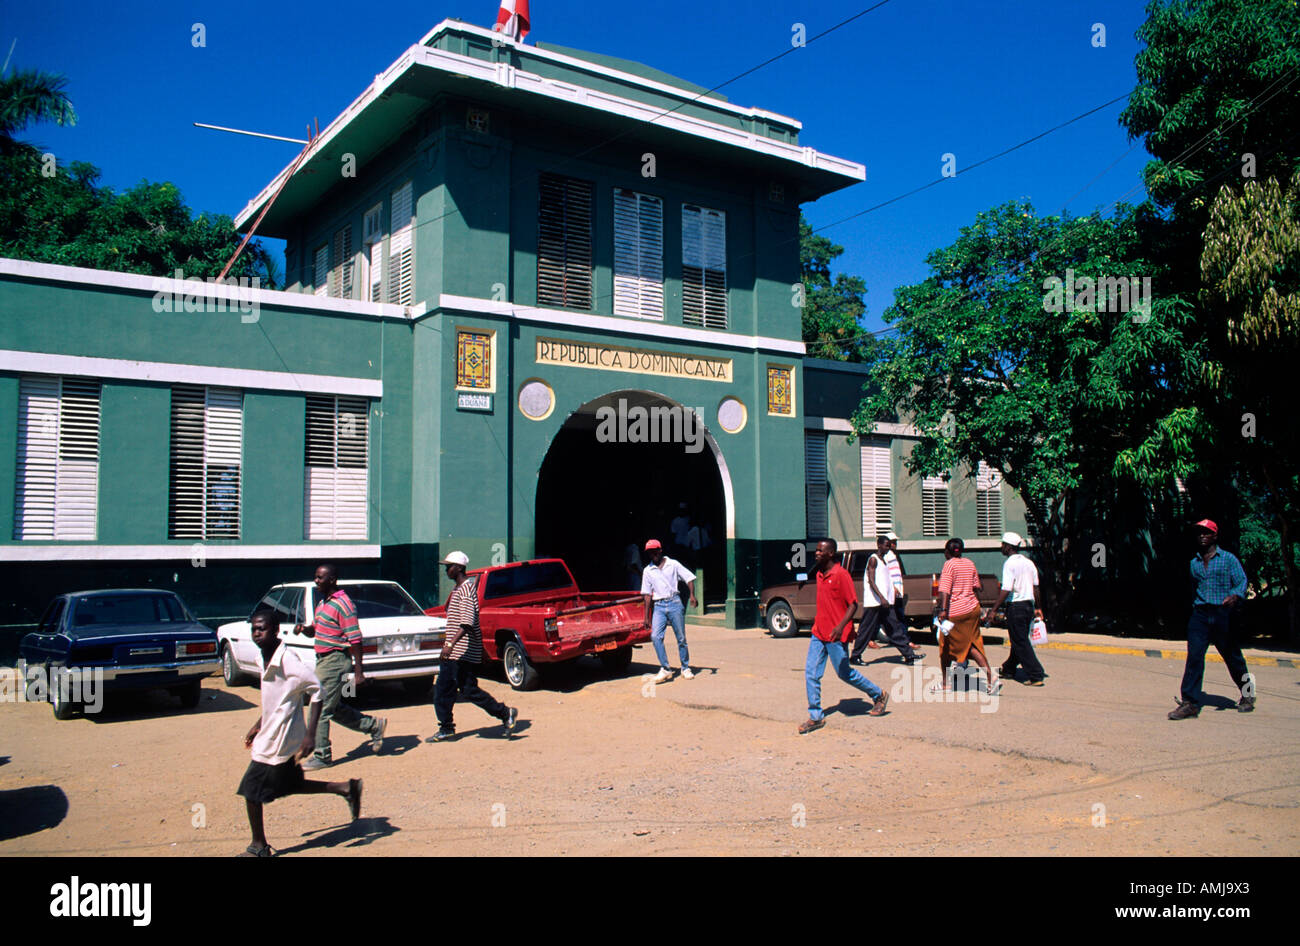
[598,646,634,676]
[401,676,434,699]
[766,600,798,638]
[222,644,251,687]
[50,668,78,720]
[501,639,540,691]
[176,679,203,709]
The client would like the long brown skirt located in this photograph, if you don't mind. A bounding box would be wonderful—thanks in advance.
[942,606,987,663]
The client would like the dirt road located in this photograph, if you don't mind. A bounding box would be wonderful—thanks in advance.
[2,627,1296,856]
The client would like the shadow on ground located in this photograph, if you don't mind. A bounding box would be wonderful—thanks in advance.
[275,815,398,855]
[0,785,68,841]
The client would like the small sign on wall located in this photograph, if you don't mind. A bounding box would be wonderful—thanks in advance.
[457,393,493,412]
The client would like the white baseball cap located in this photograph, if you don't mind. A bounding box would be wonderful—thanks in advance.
[885,532,899,542]
[1001,532,1023,548]
[442,551,470,566]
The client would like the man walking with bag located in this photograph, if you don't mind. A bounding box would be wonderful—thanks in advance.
[985,532,1046,686]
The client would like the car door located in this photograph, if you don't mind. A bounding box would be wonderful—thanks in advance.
[24,597,67,664]
[280,587,315,662]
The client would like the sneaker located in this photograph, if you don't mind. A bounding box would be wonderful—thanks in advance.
[797,717,825,734]
[848,657,865,666]
[1024,678,1045,687]
[1238,695,1256,713]
[1168,698,1200,720]
[426,730,456,742]
[680,667,695,679]
[868,692,890,716]
[652,668,673,684]
[369,717,387,752]
[504,706,518,732]
[301,756,330,771]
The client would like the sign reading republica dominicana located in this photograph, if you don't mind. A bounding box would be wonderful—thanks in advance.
[536,338,733,382]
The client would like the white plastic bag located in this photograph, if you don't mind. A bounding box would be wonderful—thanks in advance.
[1029,616,1048,646]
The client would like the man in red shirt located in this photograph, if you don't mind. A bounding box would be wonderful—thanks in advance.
[799,539,891,734]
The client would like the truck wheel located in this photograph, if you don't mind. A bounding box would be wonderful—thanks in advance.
[402,676,434,699]
[599,646,634,676]
[222,644,251,687]
[51,669,79,720]
[501,639,541,691]
[766,601,798,638]
[176,679,203,709]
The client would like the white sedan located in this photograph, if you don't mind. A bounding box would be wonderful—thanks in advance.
[218,580,446,696]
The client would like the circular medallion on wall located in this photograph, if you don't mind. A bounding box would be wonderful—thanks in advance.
[717,396,747,434]
[518,378,555,421]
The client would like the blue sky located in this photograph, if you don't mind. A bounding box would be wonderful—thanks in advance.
[8,0,1152,332]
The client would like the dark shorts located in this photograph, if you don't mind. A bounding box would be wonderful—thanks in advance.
[237,758,305,804]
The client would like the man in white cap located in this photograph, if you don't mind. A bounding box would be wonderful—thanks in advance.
[883,532,908,630]
[985,532,1046,685]
[641,539,697,683]
[430,551,517,741]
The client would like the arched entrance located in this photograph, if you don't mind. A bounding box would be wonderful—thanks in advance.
[535,390,731,605]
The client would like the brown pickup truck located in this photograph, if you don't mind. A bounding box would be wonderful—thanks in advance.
[758,550,1004,638]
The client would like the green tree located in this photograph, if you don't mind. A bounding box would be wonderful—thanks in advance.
[0,67,76,156]
[799,215,876,362]
[853,202,1198,623]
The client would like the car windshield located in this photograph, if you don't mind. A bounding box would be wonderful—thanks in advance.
[73,594,190,627]
[322,584,423,619]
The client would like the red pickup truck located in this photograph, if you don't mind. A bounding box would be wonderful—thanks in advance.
[424,558,650,690]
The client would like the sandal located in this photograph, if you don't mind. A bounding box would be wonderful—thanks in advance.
[239,842,274,857]
[348,778,363,821]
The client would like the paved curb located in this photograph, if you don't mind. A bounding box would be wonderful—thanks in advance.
[1033,639,1296,668]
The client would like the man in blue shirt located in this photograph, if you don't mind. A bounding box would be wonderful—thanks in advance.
[1169,519,1254,720]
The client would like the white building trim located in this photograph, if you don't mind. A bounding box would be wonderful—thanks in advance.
[0,350,383,398]
[804,416,921,437]
[0,544,382,562]
[235,35,864,230]
[0,257,411,320]
[438,293,806,355]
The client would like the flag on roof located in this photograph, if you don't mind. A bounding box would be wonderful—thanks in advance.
[494,0,531,41]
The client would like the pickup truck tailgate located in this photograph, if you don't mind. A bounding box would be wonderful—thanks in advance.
[555,597,645,641]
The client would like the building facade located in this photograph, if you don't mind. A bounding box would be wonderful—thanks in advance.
[0,21,1024,634]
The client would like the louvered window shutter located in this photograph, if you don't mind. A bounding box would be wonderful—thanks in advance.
[682,205,727,329]
[389,182,414,306]
[305,396,369,539]
[537,173,593,309]
[169,386,242,539]
[331,225,353,298]
[921,475,950,537]
[363,205,384,303]
[805,433,828,537]
[613,189,664,320]
[860,442,893,536]
[13,376,100,539]
[313,244,329,297]
[976,461,1003,536]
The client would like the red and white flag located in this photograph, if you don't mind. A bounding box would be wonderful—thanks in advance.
[494,0,531,41]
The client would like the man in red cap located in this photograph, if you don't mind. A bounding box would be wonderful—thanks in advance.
[1169,519,1254,720]
[640,539,697,683]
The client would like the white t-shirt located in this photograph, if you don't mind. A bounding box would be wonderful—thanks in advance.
[1001,553,1039,603]
[883,550,904,593]
[641,557,694,600]
[252,642,322,766]
[862,554,896,608]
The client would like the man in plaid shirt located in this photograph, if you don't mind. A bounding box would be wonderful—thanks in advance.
[1169,520,1254,720]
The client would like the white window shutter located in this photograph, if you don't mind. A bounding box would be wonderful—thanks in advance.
[389,182,413,306]
[613,189,664,320]
[922,475,950,537]
[805,433,828,537]
[860,442,892,536]
[976,461,1003,537]
[363,205,384,303]
[331,225,353,299]
[305,395,369,539]
[14,376,100,540]
[313,244,329,297]
[682,205,727,329]
[169,386,242,539]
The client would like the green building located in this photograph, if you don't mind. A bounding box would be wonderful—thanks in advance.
[0,20,1026,633]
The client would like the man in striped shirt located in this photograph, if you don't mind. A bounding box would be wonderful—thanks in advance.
[1169,520,1254,720]
[296,564,386,770]
[430,551,517,742]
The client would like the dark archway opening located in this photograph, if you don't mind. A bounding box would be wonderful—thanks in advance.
[535,392,726,604]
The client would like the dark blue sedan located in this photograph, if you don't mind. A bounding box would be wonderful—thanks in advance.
[18,590,220,719]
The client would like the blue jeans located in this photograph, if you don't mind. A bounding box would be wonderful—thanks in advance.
[651,598,689,670]
[1180,605,1249,703]
[806,636,882,721]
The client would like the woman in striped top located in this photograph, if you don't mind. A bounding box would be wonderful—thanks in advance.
[936,537,998,693]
